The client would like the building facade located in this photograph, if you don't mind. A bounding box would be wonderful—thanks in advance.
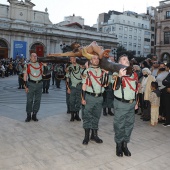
[155,0,170,63]
[98,10,156,57]
[0,0,118,59]
[147,6,157,56]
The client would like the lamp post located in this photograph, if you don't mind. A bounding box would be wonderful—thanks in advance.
[60,43,72,53]
[111,48,117,62]
[163,54,167,65]
[60,43,66,52]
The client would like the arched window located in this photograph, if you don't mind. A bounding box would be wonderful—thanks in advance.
[30,42,44,57]
[164,27,170,31]
[0,39,8,59]
[0,40,8,48]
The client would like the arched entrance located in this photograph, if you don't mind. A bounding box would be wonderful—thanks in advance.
[161,52,170,64]
[30,42,45,57]
[0,39,8,59]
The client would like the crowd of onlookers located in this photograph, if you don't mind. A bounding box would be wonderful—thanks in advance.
[0,58,27,78]
[131,56,170,127]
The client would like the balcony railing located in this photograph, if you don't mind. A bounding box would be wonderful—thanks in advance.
[164,15,170,19]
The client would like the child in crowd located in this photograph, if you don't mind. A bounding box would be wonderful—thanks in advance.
[149,81,160,126]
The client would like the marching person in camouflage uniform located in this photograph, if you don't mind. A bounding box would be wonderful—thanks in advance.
[17,61,24,89]
[111,54,138,157]
[23,53,44,122]
[103,56,114,116]
[81,54,108,145]
[103,73,114,116]
[54,64,65,88]
[51,63,56,85]
[65,57,82,121]
[42,63,51,93]
[65,64,71,114]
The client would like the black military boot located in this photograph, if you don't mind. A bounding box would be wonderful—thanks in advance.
[82,129,90,145]
[70,112,74,122]
[25,113,31,122]
[108,108,114,116]
[90,129,103,143]
[103,108,107,116]
[32,112,38,121]
[42,88,45,93]
[46,89,49,93]
[122,141,131,156]
[74,111,81,121]
[116,143,123,157]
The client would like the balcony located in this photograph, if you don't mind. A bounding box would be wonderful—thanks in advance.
[164,15,170,20]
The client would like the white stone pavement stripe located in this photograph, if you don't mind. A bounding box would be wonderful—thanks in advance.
[0,92,66,104]
[0,80,67,104]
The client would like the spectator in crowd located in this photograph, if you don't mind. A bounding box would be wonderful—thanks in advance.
[140,61,150,70]
[162,63,170,127]
[4,61,9,77]
[156,62,169,123]
[151,61,159,78]
[138,68,155,121]
[8,62,13,75]
[145,58,152,68]
[149,81,160,126]
[133,65,141,78]
[130,58,138,66]
[0,62,5,78]
[12,60,17,75]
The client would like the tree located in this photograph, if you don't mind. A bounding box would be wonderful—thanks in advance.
[117,45,127,57]
[116,45,135,61]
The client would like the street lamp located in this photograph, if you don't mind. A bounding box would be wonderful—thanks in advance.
[60,43,72,53]
[111,48,117,61]
[163,54,167,65]
[60,43,66,52]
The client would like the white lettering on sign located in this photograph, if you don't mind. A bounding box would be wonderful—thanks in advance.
[15,44,23,48]
[30,27,46,33]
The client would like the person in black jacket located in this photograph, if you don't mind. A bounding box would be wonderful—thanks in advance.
[162,63,170,127]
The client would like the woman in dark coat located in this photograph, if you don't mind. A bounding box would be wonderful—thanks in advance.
[162,63,170,127]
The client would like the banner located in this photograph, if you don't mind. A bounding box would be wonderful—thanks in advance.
[13,41,27,59]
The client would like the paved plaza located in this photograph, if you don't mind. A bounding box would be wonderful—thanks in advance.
[0,75,170,170]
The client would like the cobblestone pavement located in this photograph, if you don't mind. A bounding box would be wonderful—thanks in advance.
[0,75,170,170]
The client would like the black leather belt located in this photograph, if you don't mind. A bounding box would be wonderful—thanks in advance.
[86,91,102,97]
[28,79,42,84]
[114,96,135,104]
